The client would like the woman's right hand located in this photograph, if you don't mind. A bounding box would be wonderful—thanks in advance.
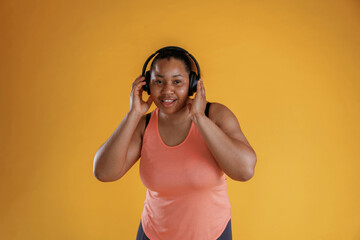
[129,75,153,116]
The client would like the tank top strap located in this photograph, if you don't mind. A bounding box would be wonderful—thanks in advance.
[205,102,211,118]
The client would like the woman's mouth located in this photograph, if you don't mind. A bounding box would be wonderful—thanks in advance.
[160,99,176,107]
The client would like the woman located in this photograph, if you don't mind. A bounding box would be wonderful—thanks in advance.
[93,47,257,240]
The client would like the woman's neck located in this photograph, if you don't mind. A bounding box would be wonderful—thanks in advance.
[158,105,190,126]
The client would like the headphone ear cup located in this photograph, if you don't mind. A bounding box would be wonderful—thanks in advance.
[143,71,151,94]
[188,71,198,96]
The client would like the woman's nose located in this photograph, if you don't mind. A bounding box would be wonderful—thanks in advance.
[161,82,174,93]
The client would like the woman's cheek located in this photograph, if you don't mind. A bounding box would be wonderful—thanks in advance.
[177,88,187,95]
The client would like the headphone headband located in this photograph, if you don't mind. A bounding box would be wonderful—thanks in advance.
[141,46,201,78]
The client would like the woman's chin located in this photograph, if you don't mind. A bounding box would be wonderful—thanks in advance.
[156,100,188,115]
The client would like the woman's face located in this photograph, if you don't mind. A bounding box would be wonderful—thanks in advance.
[150,57,190,114]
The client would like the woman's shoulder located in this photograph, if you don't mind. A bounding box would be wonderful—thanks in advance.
[141,110,156,137]
[208,102,234,118]
[207,102,253,148]
[133,112,151,140]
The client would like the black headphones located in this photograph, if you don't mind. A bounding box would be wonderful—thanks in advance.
[141,46,201,96]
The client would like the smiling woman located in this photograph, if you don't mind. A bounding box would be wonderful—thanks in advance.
[93,46,257,240]
[150,57,189,114]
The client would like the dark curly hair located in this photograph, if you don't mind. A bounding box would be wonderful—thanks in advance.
[149,49,195,76]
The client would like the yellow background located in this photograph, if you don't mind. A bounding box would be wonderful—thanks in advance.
[1,0,359,239]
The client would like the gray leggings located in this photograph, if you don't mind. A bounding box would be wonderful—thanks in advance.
[136,219,232,240]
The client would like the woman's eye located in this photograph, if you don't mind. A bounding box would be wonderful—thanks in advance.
[174,80,181,84]
[155,80,162,84]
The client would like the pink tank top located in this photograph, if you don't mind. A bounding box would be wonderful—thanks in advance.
[140,108,232,240]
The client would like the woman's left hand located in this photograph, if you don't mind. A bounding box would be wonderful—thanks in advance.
[187,79,207,122]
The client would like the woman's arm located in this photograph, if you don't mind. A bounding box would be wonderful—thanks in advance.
[93,112,144,182]
[188,79,257,181]
[93,75,153,182]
